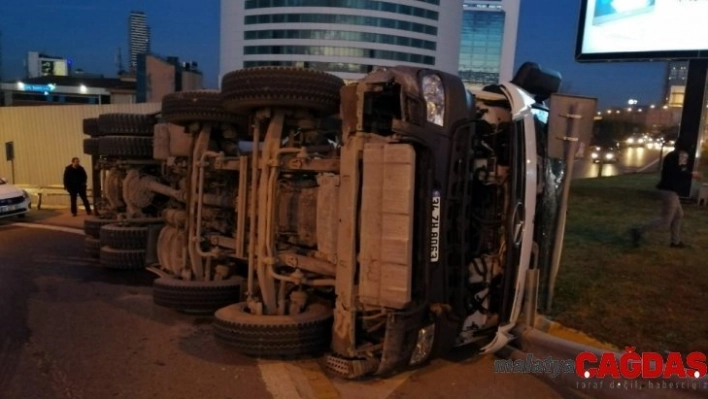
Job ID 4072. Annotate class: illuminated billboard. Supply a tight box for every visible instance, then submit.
[576,0,708,61]
[40,60,68,76]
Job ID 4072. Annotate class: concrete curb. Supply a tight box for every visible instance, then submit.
[534,316,620,352]
[507,318,708,399]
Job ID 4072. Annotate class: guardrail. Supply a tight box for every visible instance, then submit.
[12,184,93,210]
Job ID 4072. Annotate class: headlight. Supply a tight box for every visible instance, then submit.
[626,138,634,144]
[591,152,599,159]
[638,138,644,144]
[422,74,445,126]
[22,189,29,199]
[409,323,436,366]
[605,153,614,160]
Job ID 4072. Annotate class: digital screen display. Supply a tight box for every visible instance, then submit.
[39,60,68,76]
[576,0,708,61]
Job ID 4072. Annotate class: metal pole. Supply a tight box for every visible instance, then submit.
[545,104,582,313]
[91,155,101,206]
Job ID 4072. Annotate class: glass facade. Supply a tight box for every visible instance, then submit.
[222,0,458,80]
[245,0,439,20]
[244,60,375,74]
[244,45,435,65]
[458,2,505,88]
[244,13,437,35]
[245,29,436,51]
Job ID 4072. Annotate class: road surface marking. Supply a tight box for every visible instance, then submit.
[258,358,414,399]
[292,360,340,399]
[4,222,84,235]
[258,360,305,399]
[329,370,414,399]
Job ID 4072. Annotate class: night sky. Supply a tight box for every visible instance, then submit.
[0,0,667,109]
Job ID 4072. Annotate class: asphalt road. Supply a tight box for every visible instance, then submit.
[0,222,568,399]
[573,146,665,179]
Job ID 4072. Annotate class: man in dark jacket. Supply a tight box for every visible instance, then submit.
[63,157,92,216]
[630,148,701,248]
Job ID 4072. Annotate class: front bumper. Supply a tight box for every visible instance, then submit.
[0,197,30,220]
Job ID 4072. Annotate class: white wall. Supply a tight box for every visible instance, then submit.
[0,103,160,188]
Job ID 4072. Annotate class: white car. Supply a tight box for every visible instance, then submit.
[0,178,31,220]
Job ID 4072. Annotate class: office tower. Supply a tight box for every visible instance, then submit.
[458,0,519,90]
[220,0,464,82]
[129,11,151,73]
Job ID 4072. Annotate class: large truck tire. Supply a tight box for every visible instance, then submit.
[162,90,245,127]
[83,138,100,156]
[83,117,100,137]
[84,236,100,259]
[84,217,118,238]
[99,247,146,270]
[220,66,343,116]
[97,113,156,136]
[152,276,243,314]
[98,136,153,159]
[100,224,148,250]
[213,301,333,358]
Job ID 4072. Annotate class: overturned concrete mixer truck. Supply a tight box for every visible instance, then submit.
[86,61,590,379]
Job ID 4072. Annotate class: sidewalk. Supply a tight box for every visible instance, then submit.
[21,206,89,230]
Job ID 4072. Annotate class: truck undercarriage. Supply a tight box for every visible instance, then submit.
[81,62,570,379]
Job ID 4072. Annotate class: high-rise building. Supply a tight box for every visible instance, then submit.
[458,0,519,90]
[662,61,708,144]
[129,11,151,73]
[220,0,464,83]
[664,61,688,108]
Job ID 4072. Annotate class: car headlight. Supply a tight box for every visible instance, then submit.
[409,323,436,366]
[422,74,444,126]
[605,153,614,160]
[591,152,599,159]
[638,138,644,144]
[627,138,634,144]
[22,189,29,199]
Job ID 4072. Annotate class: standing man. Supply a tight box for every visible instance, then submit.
[630,147,701,248]
[63,157,92,217]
